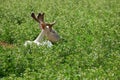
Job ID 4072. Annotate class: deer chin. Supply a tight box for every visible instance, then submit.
[48,38,59,43]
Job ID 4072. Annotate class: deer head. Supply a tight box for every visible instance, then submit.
[31,13,60,43]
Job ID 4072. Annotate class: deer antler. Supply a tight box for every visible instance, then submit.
[31,12,45,23]
[37,13,45,22]
[31,12,46,29]
[31,13,39,23]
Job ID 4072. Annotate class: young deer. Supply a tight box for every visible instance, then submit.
[24,13,60,47]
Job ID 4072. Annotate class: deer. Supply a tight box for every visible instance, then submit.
[24,13,60,47]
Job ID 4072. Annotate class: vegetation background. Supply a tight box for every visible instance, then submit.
[0,0,119,80]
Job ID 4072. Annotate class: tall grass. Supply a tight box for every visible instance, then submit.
[0,0,119,79]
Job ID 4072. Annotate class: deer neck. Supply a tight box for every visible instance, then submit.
[34,30,45,42]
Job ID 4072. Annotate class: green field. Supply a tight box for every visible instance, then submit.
[0,0,120,79]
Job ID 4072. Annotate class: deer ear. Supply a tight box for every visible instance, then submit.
[48,21,56,28]
[37,13,41,19]
[51,21,56,26]
[41,13,45,16]
[37,13,45,22]
[31,13,39,23]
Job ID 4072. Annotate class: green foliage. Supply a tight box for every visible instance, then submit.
[0,0,120,79]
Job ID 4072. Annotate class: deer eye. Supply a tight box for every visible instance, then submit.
[46,26,49,28]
